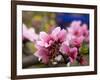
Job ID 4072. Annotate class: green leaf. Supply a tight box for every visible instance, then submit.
[79,42,89,55]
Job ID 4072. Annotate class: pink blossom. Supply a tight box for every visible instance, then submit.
[60,43,70,54]
[22,24,38,42]
[22,24,28,40]
[37,32,54,47]
[70,36,84,48]
[51,27,67,42]
[37,27,67,48]
[69,47,78,63]
[33,22,89,65]
[68,21,83,37]
[67,21,89,47]
[68,21,89,38]
[81,24,89,37]
[81,24,89,43]
[60,43,78,63]
[35,27,67,64]
[34,47,50,64]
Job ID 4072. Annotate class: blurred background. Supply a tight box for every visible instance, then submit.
[22,11,89,68]
[22,11,89,33]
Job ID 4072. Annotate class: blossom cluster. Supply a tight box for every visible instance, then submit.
[23,21,89,66]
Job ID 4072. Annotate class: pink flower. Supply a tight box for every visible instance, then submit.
[51,27,67,42]
[68,21,89,38]
[60,43,70,54]
[35,27,67,64]
[67,21,89,47]
[34,47,50,64]
[60,43,78,63]
[81,24,89,37]
[70,36,84,48]
[68,21,83,37]
[22,24,28,40]
[81,24,89,43]
[37,32,54,47]
[34,23,89,65]
[69,48,78,63]
[22,24,38,42]
[37,27,67,48]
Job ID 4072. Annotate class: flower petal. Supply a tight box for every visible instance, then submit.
[22,24,28,39]
[40,32,50,42]
[51,27,61,41]
[36,41,45,47]
[34,48,49,64]
[60,43,70,54]
[51,27,61,35]
[68,21,83,37]
[69,47,78,63]
[22,24,38,42]
[58,29,67,42]
[28,28,38,42]
[81,24,89,37]
[71,36,84,47]
[70,20,82,28]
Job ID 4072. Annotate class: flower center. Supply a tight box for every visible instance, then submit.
[48,41,61,60]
